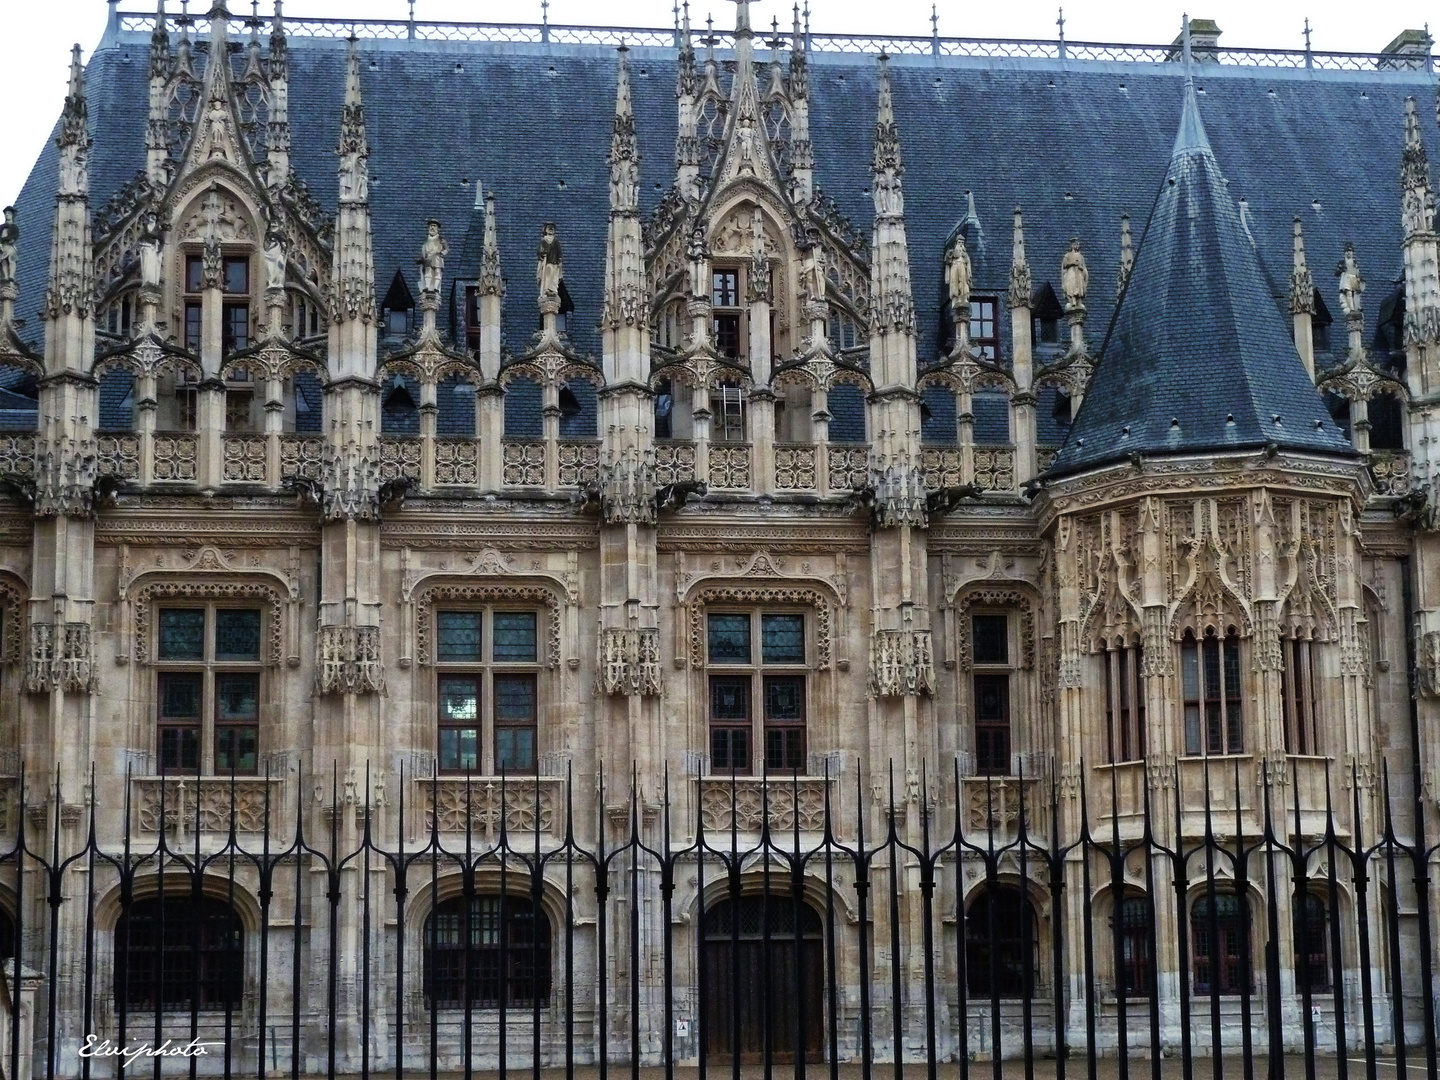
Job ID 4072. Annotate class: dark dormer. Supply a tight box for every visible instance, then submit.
[1376,281,1406,357]
[1311,288,1334,354]
[1031,282,1064,348]
[381,271,415,341]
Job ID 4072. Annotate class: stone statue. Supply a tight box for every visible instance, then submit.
[875,174,903,217]
[138,212,163,292]
[610,159,637,210]
[686,224,708,298]
[1061,237,1088,311]
[419,219,447,295]
[1336,243,1364,319]
[0,207,17,288]
[263,222,288,293]
[536,223,563,301]
[204,94,230,160]
[804,231,827,305]
[944,237,972,314]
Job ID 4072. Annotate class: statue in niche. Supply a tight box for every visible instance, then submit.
[944,236,972,315]
[802,231,827,305]
[686,224,709,298]
[419,220,447,295]
[611,158,637,210]
[1336,243,1364,319]
[1061,237,1088,311]
[0,207,17,288]
[138,212,163,291]
[204,94,230,160]
[536,223,563,301]
[262,222,288,293]
[875,173,903,217]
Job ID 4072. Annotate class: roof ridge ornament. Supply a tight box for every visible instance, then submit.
[1116,214,1133,298]
[1008,207,1031,311]
[1290,216,1315,315]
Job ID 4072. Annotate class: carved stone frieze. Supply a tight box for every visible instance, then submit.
[867,628,936,698]
[598,627,662,696]
[316,624,385,695]
[698,778,828,834]
[134,776,279,834]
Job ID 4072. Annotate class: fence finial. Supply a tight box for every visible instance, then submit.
[1303,16,1312,68]
[1057,6,1066,60]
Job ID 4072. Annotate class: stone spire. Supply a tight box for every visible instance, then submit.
[1291,216,1317,380]
[1116,214,1133,298]
[46,45,94,335]
[146,1,171,185]
[867,53,924,529]
[266,0,290,187]
[476,190,504,382]
[603,45,648,385]
[329,37,376,375]
[716,0,771,187]
[674,2,700,198]
[788,4,812,202]
[1050,78,1351,477]
[1008,207,1031,309]
[1401,95,1440,352]
[0,207,18,331]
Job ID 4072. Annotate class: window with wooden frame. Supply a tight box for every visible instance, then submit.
[1180,627,1244,756]
[154,606,262,775]
[435,609,541,775]
[705,611,809,775]
[969,296,999,360]
[115,896,243,1012]
[1104,639,1145,764]
[712,267,742,358]
[1280,636,1320,756]
[1114,894,1153,996]
[1191,891,1251,995]
[971,612,1012,775]
[1296,892,1330,992]
[424,894,551,1010]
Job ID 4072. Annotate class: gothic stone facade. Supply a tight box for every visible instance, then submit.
[0,2,1436,1072]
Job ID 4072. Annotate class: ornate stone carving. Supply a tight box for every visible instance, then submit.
[598,627,662,696]
[502,439,546,486]
[222,435,268,482]
[0,576,24,665]
[870,457,928,528]
[434,438,480,486]
[689,585,832,669]
[827,445,869,491]
[955,585,1037,670]
[96,434,141,481]
[153,434,198,481]
[419,777,559,835]
[30,437,99,517]
[699,778,827,833]
[708,445,751,489]
[25,622,92,693]
[135,777,277,833]
[279,434,325,480]
[316,625,384,695]
[654,441,696,485]
[868,629,936,697]
[557,441,600,489]
[774,445,817,490]
[134,580,286,665]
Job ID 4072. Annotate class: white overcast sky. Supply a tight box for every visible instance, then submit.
[0,0,1435,206]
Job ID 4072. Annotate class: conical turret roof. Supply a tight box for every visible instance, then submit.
[1046,80,1354,478]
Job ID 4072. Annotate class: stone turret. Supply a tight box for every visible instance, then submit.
[266,0,291,187]
[328,36,377,380]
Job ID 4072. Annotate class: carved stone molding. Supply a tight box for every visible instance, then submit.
[316,625,384,695]
[867,629,936,698]
[698,777,828,833]
[598,627,662,696]
[415,582,562,668]
[687,584,833,669]
[25,622,92,693]
[133,776,281,834]
[0,575,23,665]
[1419,630,1440,698]
[416,777,561,836]
[133,580,286,666]
[954,584,1037,671]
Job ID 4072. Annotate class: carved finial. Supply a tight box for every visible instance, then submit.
[480,191,504,298]
[1402,96,1435,237]
[1303,17,1312,53]
[931,4,939,37]
[1290,216,1315,314]
[872,52,900,179]
[57,45,90,198]
[336,35,368,204]
[1008,207,1031,309]
[609,45,639,215]
[793,3,802,45]
[1117,214,1134,298]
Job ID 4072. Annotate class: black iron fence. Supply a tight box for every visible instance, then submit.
[0,758,1435,1080]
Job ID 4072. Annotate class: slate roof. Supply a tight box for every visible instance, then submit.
[8,27,1434,385]
[1047,81,1357,476]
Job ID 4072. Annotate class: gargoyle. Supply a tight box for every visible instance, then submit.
[926,482,986,517]
[655,479,707,512]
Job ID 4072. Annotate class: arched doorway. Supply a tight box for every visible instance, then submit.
[702,893,824,1062]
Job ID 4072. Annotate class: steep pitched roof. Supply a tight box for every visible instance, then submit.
[1046,80,1355,477]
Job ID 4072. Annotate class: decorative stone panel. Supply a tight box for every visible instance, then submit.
[316,625,384,695]
[25,622,91,693]
[0,433,36,477]
[1368,450,1411,496]
[376,436,422,482]
[774,444,817,490]
[698,777,828,833]
[417,777,561,836]
[502,438,545,486]
[279,434,325,480]
[557,440,600,488]
[133,776,281,833]
[152,434,198,481]
[96,434,140,481]
[653,440,696,485]
[434,437,480,486]
[867,629,936,697]
[920,445,963,489]
[1036,446,1058,473]
[0,577,23,665]
[597,627,662,696]
[222,435,268,482]
[708,444,751,489]
[827,445,868,491]
[961,775,1045,839]
[973,446,1015,492]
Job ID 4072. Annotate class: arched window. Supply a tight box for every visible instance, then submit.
[965,885,1037,997]
[1297,893,1330,992]
[115,896,243,1011]
[424,895,551,1010]
[1191,892,1250,995]
[1180,627,1243,756]
[381,374,420,435]
[1115,894,1152,996]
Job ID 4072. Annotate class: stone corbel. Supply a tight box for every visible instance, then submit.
[316,625,385,696]
[867,629,936,698]
[24,621,92,694]
[597,627,663,697]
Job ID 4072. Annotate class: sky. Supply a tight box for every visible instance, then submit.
[0,0,1435,207]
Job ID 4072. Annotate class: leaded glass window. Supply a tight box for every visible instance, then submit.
[154,606,263,775]
[214,610,261,662]
[707,614,751,664]
[705,610,810,777]
[971,612,1013,775]
[159,609,206,661]
[435,608,543,775]
[760,614,804,664]
[972,614,1008,666]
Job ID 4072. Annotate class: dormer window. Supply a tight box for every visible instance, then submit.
[969,296,998,360]
[1311,288,1333,353]
[221,256,250,354]
[382,271,415,342]
[712,268,741,358]
[461,283,481,355]
[1031,282,1064,347]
